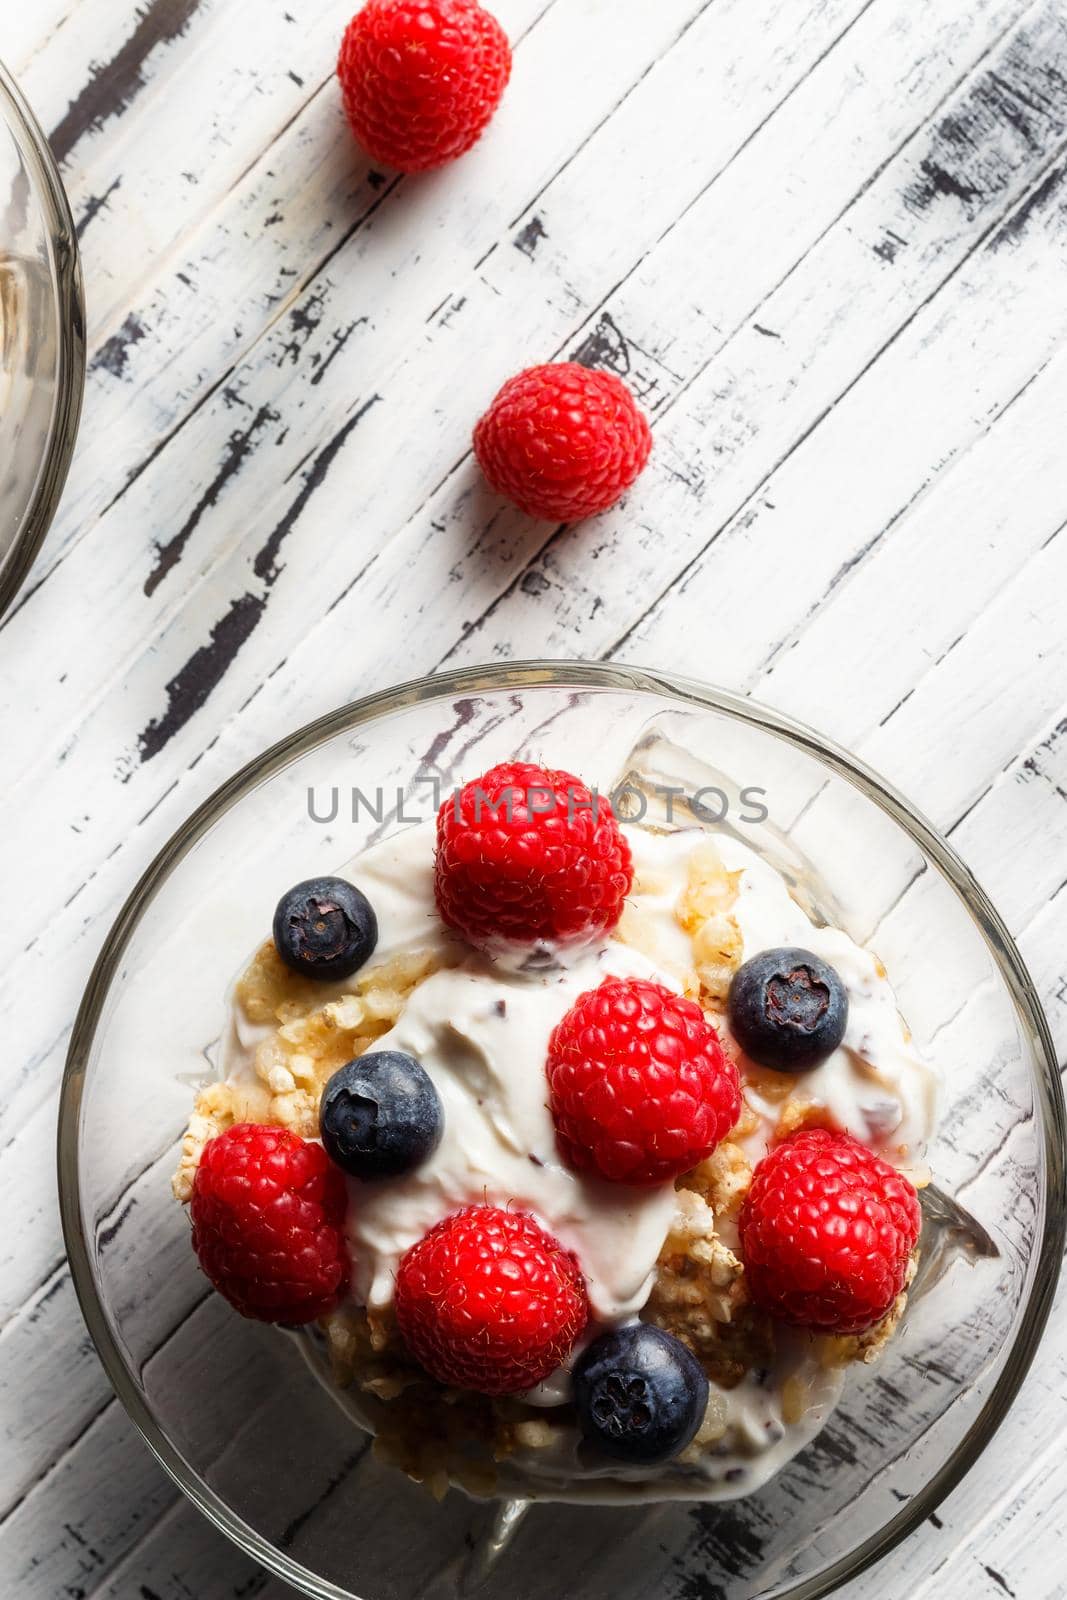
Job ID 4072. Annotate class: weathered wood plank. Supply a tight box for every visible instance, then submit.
[0,0,869,1145]
[0,0,1023,896]
[16,0,698,589]
[0,1403,177,1598]
[0,1097,66,1327]
[40,0,1049,862]
[910,1452,1066,1600]
[459,1,1067,672]
[750,341,1067,765]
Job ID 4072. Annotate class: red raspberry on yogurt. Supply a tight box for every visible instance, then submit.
[394,1204,588,1394]
[547,976,741,1185]
[434,760,633,960]
[190,1124,349,1324]
[739,1128,922,1335]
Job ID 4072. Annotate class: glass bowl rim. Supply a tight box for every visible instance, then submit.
[0,57,86,622]
[57,659,1067,1600]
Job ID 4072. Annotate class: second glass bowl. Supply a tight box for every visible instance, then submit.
[0,59,84,618]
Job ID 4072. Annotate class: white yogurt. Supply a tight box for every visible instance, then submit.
[344,944,680,1323]
[219,815,937,1502]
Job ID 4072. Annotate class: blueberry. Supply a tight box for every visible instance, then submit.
[273,877,377,981]
[573,1324,709,1465]
[320,1052,443,1180]
[727,946,848,1072]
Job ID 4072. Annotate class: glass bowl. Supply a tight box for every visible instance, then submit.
[59,662,1065,1600]
[0,59,85,619]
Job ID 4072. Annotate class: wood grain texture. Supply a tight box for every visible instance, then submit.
[1,0,1065,1594]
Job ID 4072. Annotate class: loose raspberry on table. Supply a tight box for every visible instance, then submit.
[738,1128,922,1335]
[547,977,741,1186]
[473,362,653,522]
[434,760,633,956]
[394,1205,588,1394]
[337,0,511,173]
[190,1123,349,1324]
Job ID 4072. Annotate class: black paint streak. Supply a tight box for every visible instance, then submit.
[96,1193,137,1251]
[50,0,203,165]
[673,1574,725,1600]
[137,400,381,762]
[984,1567,1016,1597]
[928,1511,944,1529]
[361,695,498,850]
[612,9,1067,666]
[873,229,908,263]
[278,1447,368,1549]
[681,1502,768,1580]
[144,405,280,596]
[875,1374,908,1406]
[3,121,405,634]
[799,1418,860,1469]
[1037,716,1067,758]
[75,176,122,238]
[310,320,365,387]
[233,1574,269,1598]
[904,157,980,213]
[903,27,1067,224]
[985,71,1042,152]
[752,323,783,339]
[437,295,467,328]
[435,528,563,668]
[278,290,327,366]
[417,696,479,778]
[513,214,547,257]
[572,311,631,375]
[90,312,147,380]
[253,396,381,583]
[27,1275,66,1323]
[991,161,1067,249]
[137,593,267,763]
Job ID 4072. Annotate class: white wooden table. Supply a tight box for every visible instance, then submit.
[2,0,1066,1594]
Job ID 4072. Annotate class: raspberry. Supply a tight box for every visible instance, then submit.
[190,1124,349,1324]
[473,362,653,522]
[337,0,510,174]
[394,1205,588,1394]
[547,977,741,1186]
[434,760,633,956]
[738,1129,922,1335]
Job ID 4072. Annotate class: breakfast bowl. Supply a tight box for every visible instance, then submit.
[59,662,1064,1600]
[0,59,84,619]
